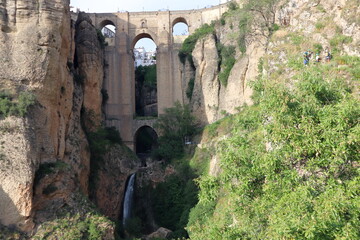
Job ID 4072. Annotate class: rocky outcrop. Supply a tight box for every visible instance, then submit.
[0,0,74,232]
[145,227,172,240]
[0,1,108,235]
[75,12,104,130]
[184,0,359,126]
[190,34,221,124]
[93,145,141,220]
[187,26,263,126]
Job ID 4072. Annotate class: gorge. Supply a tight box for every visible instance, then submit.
[0,0,359,239]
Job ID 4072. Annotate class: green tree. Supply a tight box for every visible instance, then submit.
[154,102,198,160]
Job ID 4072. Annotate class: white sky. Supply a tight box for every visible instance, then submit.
[70,0,228,13]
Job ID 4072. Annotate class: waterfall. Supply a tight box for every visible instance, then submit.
[122,173,136,226]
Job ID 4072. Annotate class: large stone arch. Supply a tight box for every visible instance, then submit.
[130,32,158,50]
[98,19,116,29]
[172,17,188,27]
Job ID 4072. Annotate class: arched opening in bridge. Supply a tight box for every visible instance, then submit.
[172,18,189,36]
[134,126,158,163]
[99,20,116,47]
[133,34,158,117]
[100,20,116,38]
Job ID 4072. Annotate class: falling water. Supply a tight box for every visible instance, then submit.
[122,173,136,226]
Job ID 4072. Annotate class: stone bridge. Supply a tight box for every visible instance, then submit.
[87,3,230,150]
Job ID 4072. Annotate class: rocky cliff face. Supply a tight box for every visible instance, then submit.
[0,0,74,232]
[187,30,263,125]
[75,12,104,130]
[184,0,359,125]
[93,145,141,220]
[0,1,126,236]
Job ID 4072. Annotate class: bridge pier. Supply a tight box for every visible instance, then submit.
[93,3,229,150]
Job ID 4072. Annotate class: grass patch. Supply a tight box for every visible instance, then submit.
[330,34,353,48]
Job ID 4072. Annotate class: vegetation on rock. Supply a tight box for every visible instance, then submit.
[0,91,36,117]
[186,52,360,240]
[178,23,215,65]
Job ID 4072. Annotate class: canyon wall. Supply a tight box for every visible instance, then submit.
[0,1,137,236]
[183,0,359,125]
[0,0,74,231]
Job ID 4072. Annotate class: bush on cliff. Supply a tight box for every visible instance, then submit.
[153,102,198,160]
[178,23,215,64]
[0,91,36,117]
[187,56,360,239]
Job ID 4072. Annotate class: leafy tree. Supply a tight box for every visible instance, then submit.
[154,102,198,160]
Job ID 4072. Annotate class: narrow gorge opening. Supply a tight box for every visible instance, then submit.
[133,36,158,117]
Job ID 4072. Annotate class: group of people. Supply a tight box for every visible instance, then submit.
[303,48,332,65]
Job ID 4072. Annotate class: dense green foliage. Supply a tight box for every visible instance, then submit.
[135,65,157,89]
[187,57,360,239]
[34,161,69,185]
[154,102,198,160]
[0,91,36,117]
[217,44,236,86]
[151,164,198,238]
[178,23,215,64]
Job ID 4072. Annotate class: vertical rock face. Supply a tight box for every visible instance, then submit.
[75,12,104,130]
[190,34,221,124]
[185,0,359,125]
[189,34,260,125]
[0,0,74,232]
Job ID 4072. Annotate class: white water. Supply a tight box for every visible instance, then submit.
[122,173,136,226]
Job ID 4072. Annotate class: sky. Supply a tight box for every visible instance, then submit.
[70,0,229,51]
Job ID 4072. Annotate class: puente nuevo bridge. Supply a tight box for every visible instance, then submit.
[86,3,231,150]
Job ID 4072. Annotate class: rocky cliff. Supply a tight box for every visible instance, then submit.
[183,0,359,125]
[0,1,136,237]
[0,0,74,232]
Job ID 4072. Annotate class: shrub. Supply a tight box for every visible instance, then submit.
[186,78,195,99]
[313,43,323,53]
[87,126,122,192]
[42,184,58,195]
[330,34,353,48]
[154,102,198,160]
[315,22,325,30]
[0,91,36,117]
[101,89,109,104]
[187,59,360,240]
[228,1,239,11]
[34,161,68,185]
[178,24,215,64]
[73,72,84,85]
[218,45,236,86]
[152,168,198,237]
